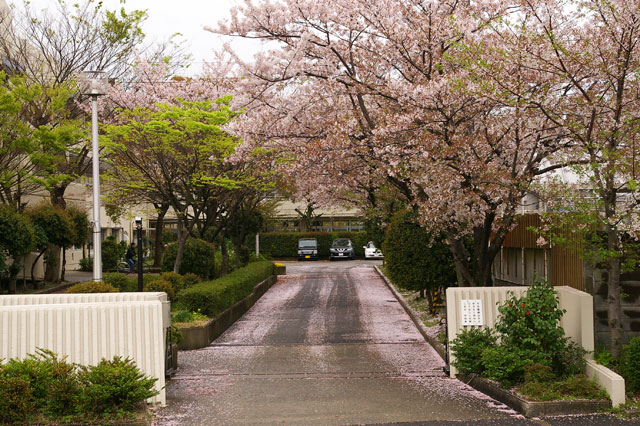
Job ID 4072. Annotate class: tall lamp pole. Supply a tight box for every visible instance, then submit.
[81,71,108,282]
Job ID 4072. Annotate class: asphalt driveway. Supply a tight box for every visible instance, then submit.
[152,261,636,425]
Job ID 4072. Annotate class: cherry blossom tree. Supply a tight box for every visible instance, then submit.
[505,0,640,357]
[211,0,573,286]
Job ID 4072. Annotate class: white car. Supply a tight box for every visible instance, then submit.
[363,241,384,259]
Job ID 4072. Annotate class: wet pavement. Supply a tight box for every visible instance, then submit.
[152,261,639,425]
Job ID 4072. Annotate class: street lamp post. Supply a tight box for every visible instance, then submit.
[135,216,143,291]
[80,71,108,282]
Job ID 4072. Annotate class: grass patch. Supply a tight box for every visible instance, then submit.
[518,374,608,401]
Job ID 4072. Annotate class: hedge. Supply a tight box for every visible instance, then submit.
[161,238,216,279]
[257,231,371,258]
[177,260,275,317]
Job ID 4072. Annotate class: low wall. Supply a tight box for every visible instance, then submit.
[177,275,277,350]
[0,300,166,406]
[446,286,623,406]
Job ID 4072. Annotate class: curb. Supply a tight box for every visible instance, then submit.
[373,265,447,361]
[461,374,611,418]
[34,282,75,294]
[176,274,277,350]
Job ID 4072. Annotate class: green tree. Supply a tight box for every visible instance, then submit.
[0,205,35,292]
[25,204,74,283]
[105,98,242,274]
[383,210,456,310]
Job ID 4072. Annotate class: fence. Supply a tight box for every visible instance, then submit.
[0,295,169,406]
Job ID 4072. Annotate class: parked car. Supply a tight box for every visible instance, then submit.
[298,238,319,260]
[363,241,384,259]
[329,238,355,260]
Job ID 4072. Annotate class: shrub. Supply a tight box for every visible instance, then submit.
[79,257,93,272]
[383,210,456,306]
[160,271,185,292]
[102,272,129,291]
[182,272,200,288]
[237,245,251,267]
[78,356,158,415]
[450,327,497,375]
[66,281,118,293]
[101,237,123,272]
[171,309,208,323]
[520,374,608,401]
[178,261,274,316]
[144,279,175,300]
[161,238,215,279]
[0,374,33,424]
[494,278,573,375]
[481,345,532,387]
[620,336,640,392]
[523,362,555,384]
[0,352,158,423]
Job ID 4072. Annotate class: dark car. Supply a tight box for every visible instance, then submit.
[329,238,355,260]
[298,238,319,260]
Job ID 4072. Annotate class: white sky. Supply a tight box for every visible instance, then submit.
[14,0,262,75]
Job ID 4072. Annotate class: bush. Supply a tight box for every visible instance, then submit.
[237,245,251,267]
[620,336,640,392]
[161,238,215,279]
[178,261,275,316]
[171,309,208,323]
[79,257,93,272]
[101,237,123,272]
[0,374,33,424]
[450,327,497,375]
[102,272,130,291]
[0,352,157,424]
[182,272,200,288]
[520,372,608,401]
[78,356,158,415]
[383,210,456,306]
[523,362,555,384]
[481,345,532,387]
[160,271,185,292]
[66,281,118,293]
[495,278,577,375]
[144,279,175,300]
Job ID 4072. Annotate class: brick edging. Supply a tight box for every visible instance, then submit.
[373,265,447,361]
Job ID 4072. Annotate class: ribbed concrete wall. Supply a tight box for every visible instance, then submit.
[0,301,166,406]
[447,286,595,375]
[0,292,170,330]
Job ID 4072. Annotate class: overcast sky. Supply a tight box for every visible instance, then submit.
[15,0,261,74]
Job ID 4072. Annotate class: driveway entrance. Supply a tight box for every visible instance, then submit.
[153,261,520,425]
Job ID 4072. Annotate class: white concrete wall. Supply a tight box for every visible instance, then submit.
[446,286,623,406]
[0,298,168,406]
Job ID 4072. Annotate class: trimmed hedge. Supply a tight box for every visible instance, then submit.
[161,238,216,279]
[258,231,371,258]
[177,261,275,317]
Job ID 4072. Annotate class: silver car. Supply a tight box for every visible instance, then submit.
[329,238,355,260]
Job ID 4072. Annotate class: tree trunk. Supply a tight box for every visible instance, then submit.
[607,228,623,358]
[220,232,229,277]
[45,185,67,283]
[31,250,45,285]
[44,244,61,283]
[61,248,66,281]
[153,204,169,268]
[173,216,188,275]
